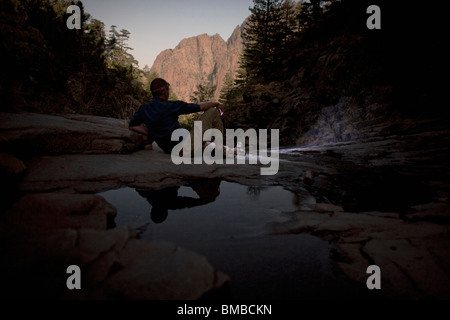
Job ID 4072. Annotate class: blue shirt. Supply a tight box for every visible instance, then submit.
[129,97,200,153]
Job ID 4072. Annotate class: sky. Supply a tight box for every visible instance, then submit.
[81,0,254,69]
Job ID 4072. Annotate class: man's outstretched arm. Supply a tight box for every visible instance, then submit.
[199,102,223,115]
[198,102,219,111]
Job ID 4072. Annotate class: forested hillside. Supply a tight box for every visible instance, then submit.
[0,0,154,119]
[221,0,447,145]
[1,0,446,145]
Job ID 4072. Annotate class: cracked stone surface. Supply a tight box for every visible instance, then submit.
[268,205,450,299]
[0,112,146,157]
[1,112,449,299]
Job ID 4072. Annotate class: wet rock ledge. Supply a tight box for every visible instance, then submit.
[1,111,449,300]
[0,112,250,300]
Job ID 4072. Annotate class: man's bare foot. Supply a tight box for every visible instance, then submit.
[223,146,238,158]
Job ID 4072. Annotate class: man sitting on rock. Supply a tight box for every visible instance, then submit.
[129,78,235,157]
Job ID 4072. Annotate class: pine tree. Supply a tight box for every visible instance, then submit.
[141,68,159,94]
[278,1,297,47]
[219,70,236,104]
[106,26,138,69]
[240,0,295,83]
[296,0,325,30]
[1,0,150,117]
[190,83,217,103]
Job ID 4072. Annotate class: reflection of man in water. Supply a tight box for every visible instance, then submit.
[136,179,221,224]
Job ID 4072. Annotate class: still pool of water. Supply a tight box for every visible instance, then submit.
[99,180,367,299]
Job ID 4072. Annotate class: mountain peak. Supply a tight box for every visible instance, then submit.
[151,25,243,102]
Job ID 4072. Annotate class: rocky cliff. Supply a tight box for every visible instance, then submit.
[150,25,244,102]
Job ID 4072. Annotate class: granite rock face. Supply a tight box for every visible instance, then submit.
[150,25,244,102]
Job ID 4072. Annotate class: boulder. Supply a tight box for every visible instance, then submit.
[0,153,28,212]
[0,193,117,234]
[1,227,230,300]
[0,192,230,300]
[0,112,146,157]
[0,153,27,177]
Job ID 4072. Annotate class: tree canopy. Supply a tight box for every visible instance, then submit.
[0,0,152,119]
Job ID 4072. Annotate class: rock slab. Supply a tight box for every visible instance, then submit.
[0,112,146,157]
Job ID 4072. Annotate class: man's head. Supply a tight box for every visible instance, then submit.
[151,206,168,224]
[151,78,170,100]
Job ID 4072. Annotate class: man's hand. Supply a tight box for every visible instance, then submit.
[129,124,149,136]
[215,105,224,116]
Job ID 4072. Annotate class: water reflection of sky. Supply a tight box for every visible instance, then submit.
[99,181,370,299]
